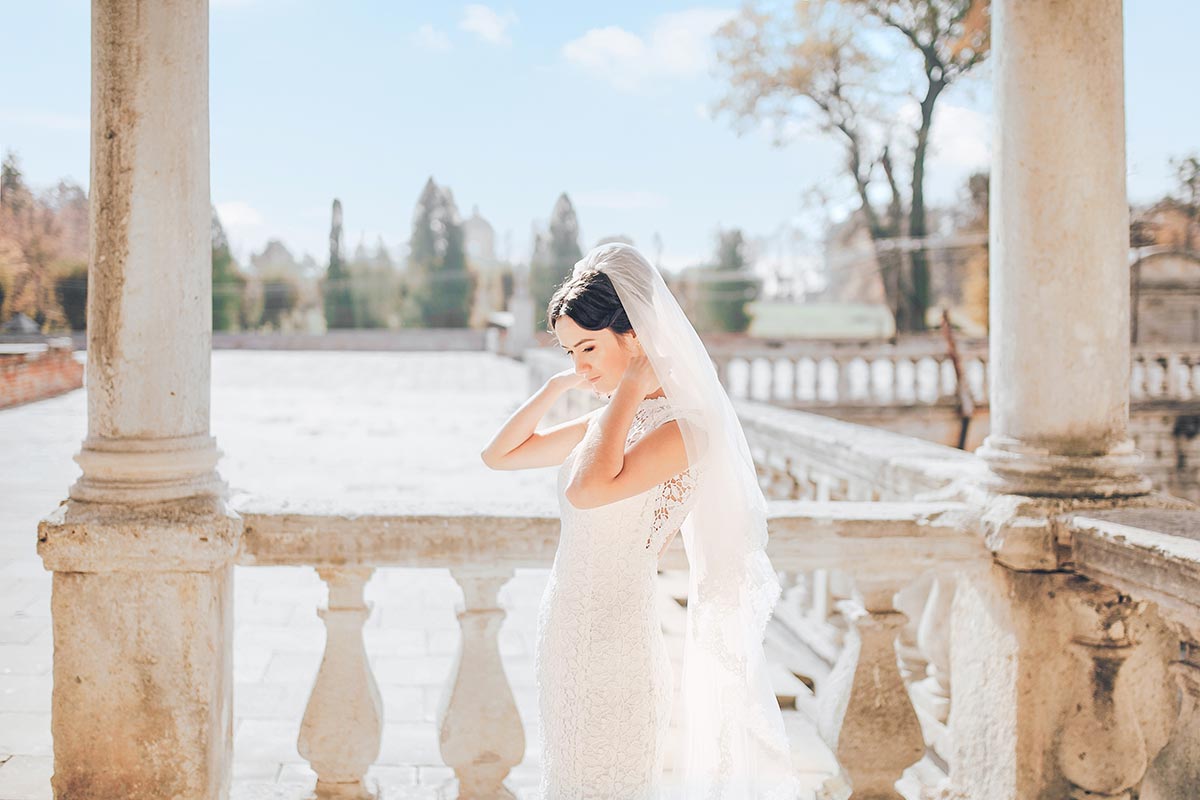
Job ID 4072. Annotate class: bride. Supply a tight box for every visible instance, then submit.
[480,243,800,799]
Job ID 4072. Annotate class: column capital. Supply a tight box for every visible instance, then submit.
[38,495,242,573]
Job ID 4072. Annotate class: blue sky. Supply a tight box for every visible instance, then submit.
[1,1,1197,274]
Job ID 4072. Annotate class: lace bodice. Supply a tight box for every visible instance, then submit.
[558,395,701,557]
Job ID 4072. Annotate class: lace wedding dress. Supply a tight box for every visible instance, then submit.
[534,395,701,799]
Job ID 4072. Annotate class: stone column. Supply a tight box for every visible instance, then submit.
[71,0,224,505]
[36,1,241,798]
[975,0,1152,498]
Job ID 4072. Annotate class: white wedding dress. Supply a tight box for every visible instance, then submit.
[534,395,701,799]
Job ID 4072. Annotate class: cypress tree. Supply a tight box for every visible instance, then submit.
[322,198,355,329]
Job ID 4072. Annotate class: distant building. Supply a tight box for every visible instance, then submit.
[1131,249,1200,343]
[464,206,497,269]
[464,206,506,329]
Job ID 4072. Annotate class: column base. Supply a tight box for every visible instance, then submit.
[69,433,228,504]
[37,494,242,800]
[975,434,1153,499]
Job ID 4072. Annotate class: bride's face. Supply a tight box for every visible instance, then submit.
[553,315,638,396]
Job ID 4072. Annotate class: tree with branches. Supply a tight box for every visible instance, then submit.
[713,0,990,332]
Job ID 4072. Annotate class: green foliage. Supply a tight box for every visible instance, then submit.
[211,207,245,332]
[1,150,28,212]
[322,198,355,329]
[530,193,583,332]
[347,259,403,329]
[53,262,88,330]
[403,177,476,328]
[696,229,759,333]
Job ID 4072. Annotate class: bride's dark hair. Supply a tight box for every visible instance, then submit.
[546,269,634,336]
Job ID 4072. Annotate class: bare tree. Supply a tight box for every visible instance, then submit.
[713,0,990,332]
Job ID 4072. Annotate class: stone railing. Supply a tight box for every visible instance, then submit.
[704,339,989,409]
[737,400,1200,798]
[230,494,982,799]
[524,339,989,416]
[1131,348,1200,402]
[527,342,1200,414]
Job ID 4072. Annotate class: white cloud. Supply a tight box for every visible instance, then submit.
[930,103,990,169]
[574,190,669,211]
[460,4,517,46]
[216,201,265,228]
[897,100,990,169]
[215,201,266,258]
[562,8,736,93]
[412,24,452,52]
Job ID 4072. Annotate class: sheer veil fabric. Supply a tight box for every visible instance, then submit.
[572,243,801,799]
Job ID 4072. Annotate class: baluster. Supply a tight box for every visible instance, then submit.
[907,570,956,764]
[817,576,925,800]
[835,358,851,405]
[438,567,524,799]
[792,461,815,500]
[785,358,799,402]
[1165,353,1183,400]
[755,357,770,401]
[1150,356,1166,398]
[915,571,954,725]
[916,357,933,404]
[799,357,816,402]
[299,567,383,800]
[893,571,933,685]
[941,357,958,401]
[979,356,990,406]
[893,358,910,405]
[1130,356,1145,401]
[1058,577,1149,800]
[1142,638,1200,797]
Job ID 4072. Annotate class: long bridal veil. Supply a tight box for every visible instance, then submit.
[572,243,800,799]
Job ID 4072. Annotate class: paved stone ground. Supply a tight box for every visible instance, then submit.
[0,350,836,799]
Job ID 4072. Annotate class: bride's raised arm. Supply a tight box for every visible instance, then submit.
[479,368,595,470]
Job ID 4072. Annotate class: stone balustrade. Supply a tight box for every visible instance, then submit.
[527,343,1200,418]
[228,495,980,799]
[1131,349,1200,402]
[219,479,1200,799]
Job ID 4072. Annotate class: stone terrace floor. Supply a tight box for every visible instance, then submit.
[0,350,836,799]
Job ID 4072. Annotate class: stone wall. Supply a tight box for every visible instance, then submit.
[0,340,83,410]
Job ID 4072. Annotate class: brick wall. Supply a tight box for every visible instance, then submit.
[0,342,84,410]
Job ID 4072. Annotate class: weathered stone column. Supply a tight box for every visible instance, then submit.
[975,0,1152,498]
[36,1,241,798]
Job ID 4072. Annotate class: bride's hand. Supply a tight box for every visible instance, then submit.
[620,345,659,397]
[550,368,590,393]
